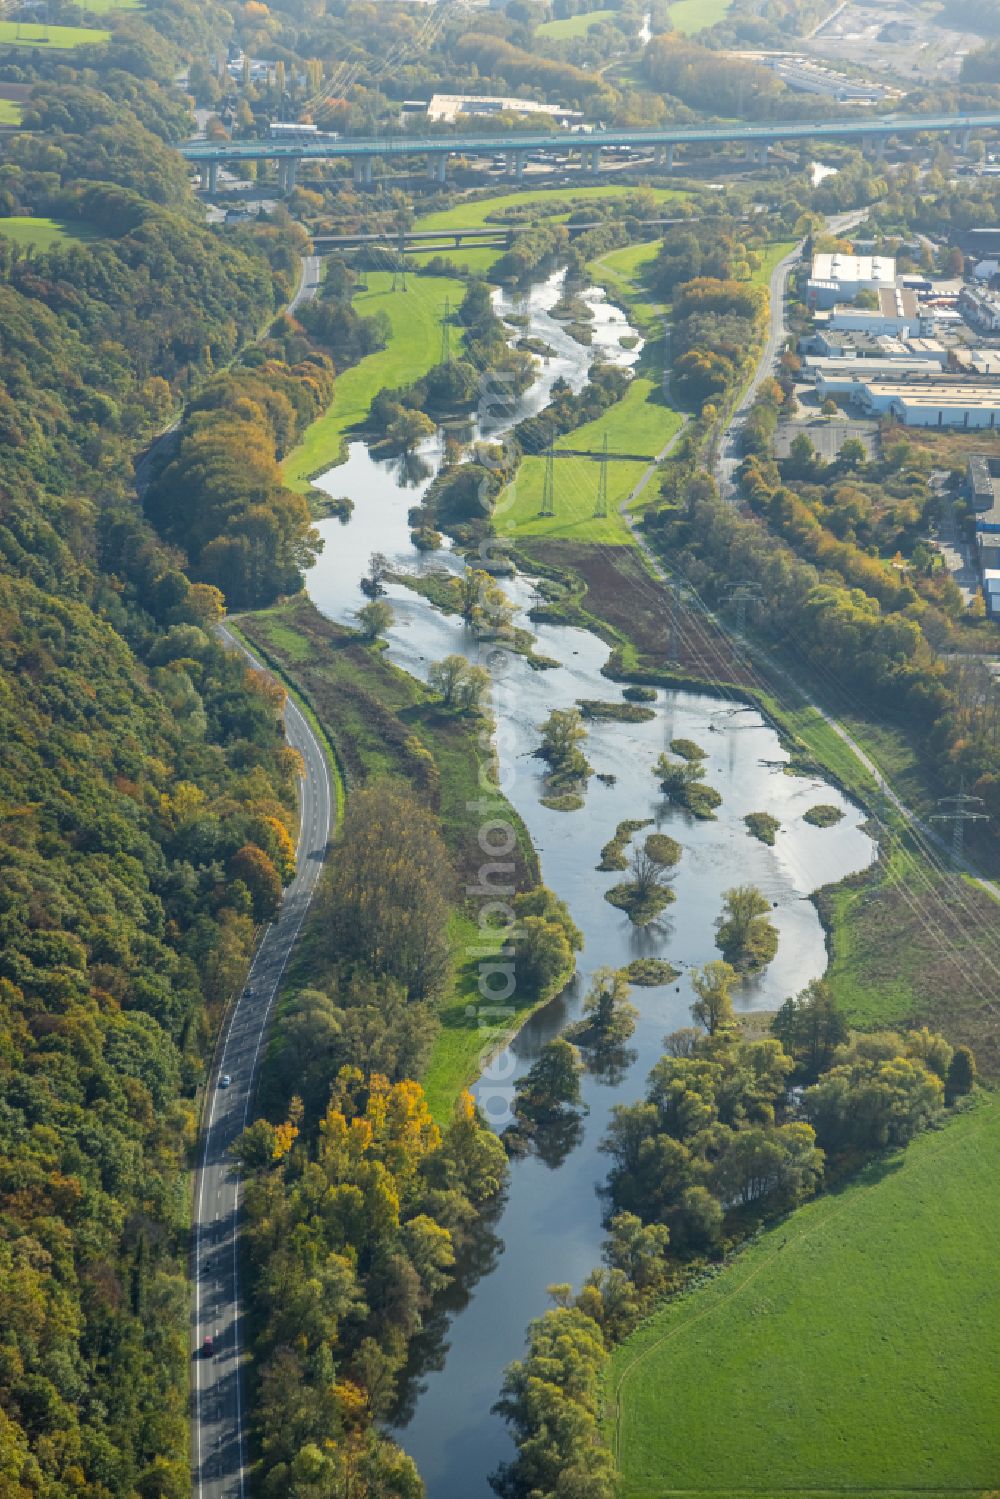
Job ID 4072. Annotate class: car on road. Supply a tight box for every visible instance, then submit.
[219,1074,231,1089]
[202,1336,214,1358]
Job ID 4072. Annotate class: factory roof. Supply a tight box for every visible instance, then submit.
[811,252,897,286]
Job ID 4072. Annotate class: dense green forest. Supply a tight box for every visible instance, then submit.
[0,1,316,1492]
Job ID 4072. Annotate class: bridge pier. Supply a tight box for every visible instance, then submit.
[744,141,768,166]
[277,157,299,194]
[654,143,675,170]
[353,155,374,188]
[426,152,448,183]
[202,160,218,194]
[505,149,525,180]
[951,127,972,152]
[862,134,887,159]
[583,145,601,175]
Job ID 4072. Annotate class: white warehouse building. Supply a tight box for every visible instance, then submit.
[807,253,897,310]
[816,374,1000,427]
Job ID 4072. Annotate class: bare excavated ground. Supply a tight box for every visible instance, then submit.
[522,539,757,687]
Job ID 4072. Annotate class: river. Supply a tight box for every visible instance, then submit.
[304,268,876,1497]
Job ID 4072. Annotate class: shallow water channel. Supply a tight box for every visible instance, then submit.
[305,269,876,1497]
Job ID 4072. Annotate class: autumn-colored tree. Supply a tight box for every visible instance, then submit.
[231,842,283,920]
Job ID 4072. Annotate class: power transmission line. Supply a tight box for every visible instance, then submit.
[540,440,555,518]
[440,296,452,364]
[930,786,989,866]
[594,433,609,518]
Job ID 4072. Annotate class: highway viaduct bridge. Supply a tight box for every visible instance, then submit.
[180,112,1000,194]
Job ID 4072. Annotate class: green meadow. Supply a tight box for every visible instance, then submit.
[495,448,648,545]
[282,270,465,489]
[666,0,733,34]
[0,216,99,248]
[0,20,110,47]
[607,1097,1000,1499]
[536,8,618,38]
[414,183,689,235]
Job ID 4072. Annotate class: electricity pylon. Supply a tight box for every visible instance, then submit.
[594,434,609,518]
[440,297,452,364]
[540,442,555,518]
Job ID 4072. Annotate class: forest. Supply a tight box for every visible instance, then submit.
[0,0,317,1492]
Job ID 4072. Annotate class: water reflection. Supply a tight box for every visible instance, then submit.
[304,273,877,1499]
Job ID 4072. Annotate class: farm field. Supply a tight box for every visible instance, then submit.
[666,0,733,33]
[0,216,99,248]
[607,1097,1000,1499]
[0,20,110,47]
[282,270,465,490]
[536,7,618,37]
[0,99,20,124]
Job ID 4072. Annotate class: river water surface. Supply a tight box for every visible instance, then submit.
[305,269,876,1497]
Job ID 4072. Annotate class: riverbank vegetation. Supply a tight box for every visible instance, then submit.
[715,884,779,973]
[282,271,467,489]
[498,971,977,1495]
[234,596,582,1121]
[238,1068,510,1498]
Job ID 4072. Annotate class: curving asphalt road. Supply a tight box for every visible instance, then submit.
[717,211,871,499]
[188,632,333,1498]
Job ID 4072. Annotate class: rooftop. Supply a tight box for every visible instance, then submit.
[867,381,1000,408]
[811,252,897,286]
[878,286,919,320]
[426,93,582,123]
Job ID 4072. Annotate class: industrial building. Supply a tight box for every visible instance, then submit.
[958,284,1000,332]
[807,253,898,309]
[967,456,1000,574]
[816,374,1000,427]
[423,94,583,125]
[828,286,920,337]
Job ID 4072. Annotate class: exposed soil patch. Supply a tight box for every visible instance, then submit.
[522,539,755,686]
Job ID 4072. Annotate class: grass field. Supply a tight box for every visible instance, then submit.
[0,19,110,47]
[752,239,796,286]
[666,0,732,34]
[607,1096,1000,1499]
[237,597,544,1121]
[536,7,618,38]
[589,239,663,332]
[0,216,98,248]
[557,376,682,463]
[407,244,504,274]
[415,184,688,235]
[283,270,465,490]
[0,99,20,125]
[496,448,649,544]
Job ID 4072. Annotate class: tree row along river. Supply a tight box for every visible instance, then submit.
[302,268,876,1497]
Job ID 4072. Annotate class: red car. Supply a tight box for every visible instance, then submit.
[202,1335,214,1358]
